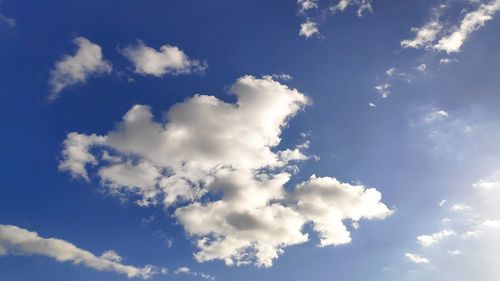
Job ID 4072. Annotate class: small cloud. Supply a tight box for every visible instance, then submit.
[439,58,458,65]
[417,229,455,246]
[120,40,207,77]
[450,203,471,213]
[299,19,320,38]
[48,37,112,99]
[404,253,430,264]
[298,0,318,13]
[174,267,215,280]
[416,63,427,72]
[368,102,377,107]
[270,73,293,81]
[424,109,448,123]
[0,13,16,27]
[374,83,390,98]
[473,172,500,191]
[439,199,447,207]
[448,249,461,256]
[386,67,396,77]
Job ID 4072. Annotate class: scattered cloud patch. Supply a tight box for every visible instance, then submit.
[121,41,207,77]
[416,63,427,72]
[330,0,373,17]
[299,19,319,38]
[49,37,112,99]
[0,224,157,279]
[374,83,390,98]
[417,229,455,246]
[298,0,318,13]
[473,172,500,191]
[59,75,392,267]
[405,253,430,264]
[0,12,15,27]
[450,203,471,213]
[174,267,215,280]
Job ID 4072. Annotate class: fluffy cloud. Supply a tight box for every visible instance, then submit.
[402,0,500,53]
[49,37,112,99]
[59,75,392,267]
[121,41,207,77]
[401,20,443,49]
[330,0,373,17]
[374,83,390,98]
[0,224,156,279]
[417,229,455,246]
[434,0,500,53]
[473,171,500,191]
[299,20,319,38]
[297,0,318,13]
[404,252,430,264]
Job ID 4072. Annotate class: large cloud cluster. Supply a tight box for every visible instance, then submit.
[59,75,392,267]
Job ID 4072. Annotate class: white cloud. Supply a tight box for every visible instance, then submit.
[368,102,377,107]
[417,229,455,246]
[0,12,15,27]
[121,41,206,77]
[401,20,443,49]
[402,1,500,53]
[448,249,461,256]
[374,83,390,98]
[404,253,430,264]
[174,266,215,280]
[299,19,319,38]
[473,172,500,191]
[298,0,318,13]
[439,199,447,207]
[424,109,448,123]
[0,224,156,279]
[439,58,458,65]
[434,0,500,53]
[330,0,373,17]
[59,75,392,267]
[451,203,471,213]
[416,63,427,72]
[386,67,396,77]
[49,37,112,99]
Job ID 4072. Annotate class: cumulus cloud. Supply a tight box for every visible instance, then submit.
[416,63,427,72]
[473,171,500,191]
[417,229,455,246]
[402,1,500,53]
[404,252,430,264]
[297,0,318,13]
[49,37,112,99]
[59,75,392,267]
[401,20,443,49]
[121,41,207,77]
[299,19,319,38]
[0,224,156,279]
[434,0,500,53]
[330,0,373,17]
[374,83,390,98]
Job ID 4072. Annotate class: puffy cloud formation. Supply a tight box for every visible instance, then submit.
[404,252,430,264]
[402,0,500,53]
[0,225,156,279]
[330,0,373,17]
[121,41,207,77]
[59,75,392,267]
[417,229,455,246]
[297,0,318,13]
[473,171,500,191]
[401,20,443,49]
[49,37,112,99]
[434,0,500,53]
[299,20,319,38]
[374,83,390,98]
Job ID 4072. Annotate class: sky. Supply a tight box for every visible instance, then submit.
[1,0,500,280]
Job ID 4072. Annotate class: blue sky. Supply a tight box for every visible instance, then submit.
[1,0,500,280]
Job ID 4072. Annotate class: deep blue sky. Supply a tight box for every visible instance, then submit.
[1,0,500,280]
